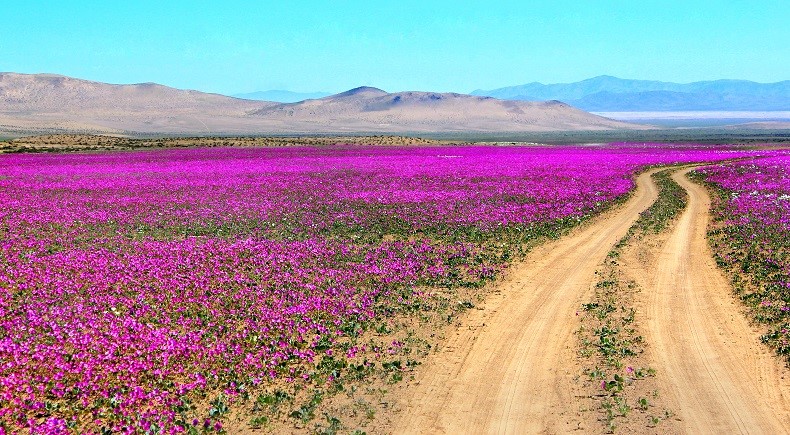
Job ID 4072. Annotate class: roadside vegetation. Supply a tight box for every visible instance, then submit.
[0,146,759,433]
[0,134,446,154]
[576,168,688,433]
[694,154,790,364]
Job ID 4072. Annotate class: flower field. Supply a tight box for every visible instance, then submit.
[0,144,762,433]
[696,152,790,362]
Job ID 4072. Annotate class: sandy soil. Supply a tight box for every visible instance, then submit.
[623,169,790,433]
[392,170,661,434]
[392,167,790,434]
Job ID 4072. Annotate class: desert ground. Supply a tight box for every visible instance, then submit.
[4,1,788,432]
[3,138,790,434]
[389,167,790,434]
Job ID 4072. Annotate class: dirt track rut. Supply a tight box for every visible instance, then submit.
[626,169,790,433]
[395,167,790,434]
[394,170,661,434]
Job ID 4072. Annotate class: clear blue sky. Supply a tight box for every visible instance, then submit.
[3,1,788,95]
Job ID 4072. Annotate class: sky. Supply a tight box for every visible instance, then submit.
[3,1,788,95]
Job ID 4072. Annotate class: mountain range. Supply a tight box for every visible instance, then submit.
[472,76,790,111]
[0,73,637,135]
[246,86,638,132]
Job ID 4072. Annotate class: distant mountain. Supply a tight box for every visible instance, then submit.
[0,72,266,113]
[233,90,331,103]
[248,86,640,132]
[0,72,272,134]
[0,73,641,135]
[472,76,790,111]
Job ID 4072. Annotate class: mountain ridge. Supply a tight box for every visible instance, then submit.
[246,89,633,132]
[0,72,640,135]
[472,76,790,111]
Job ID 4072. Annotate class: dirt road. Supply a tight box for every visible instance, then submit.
[626,169,790,433]
[395,167,790,434]
[394,170,661,434]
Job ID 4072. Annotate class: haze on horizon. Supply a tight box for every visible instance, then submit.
[3,1,788,96]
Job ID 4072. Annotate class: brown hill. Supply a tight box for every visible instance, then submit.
[0,73,643,135]
[252,86,640,132]
[0,72,268,135]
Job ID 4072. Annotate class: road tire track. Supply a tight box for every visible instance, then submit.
[394,169,661,434]
[625,168,790,434]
